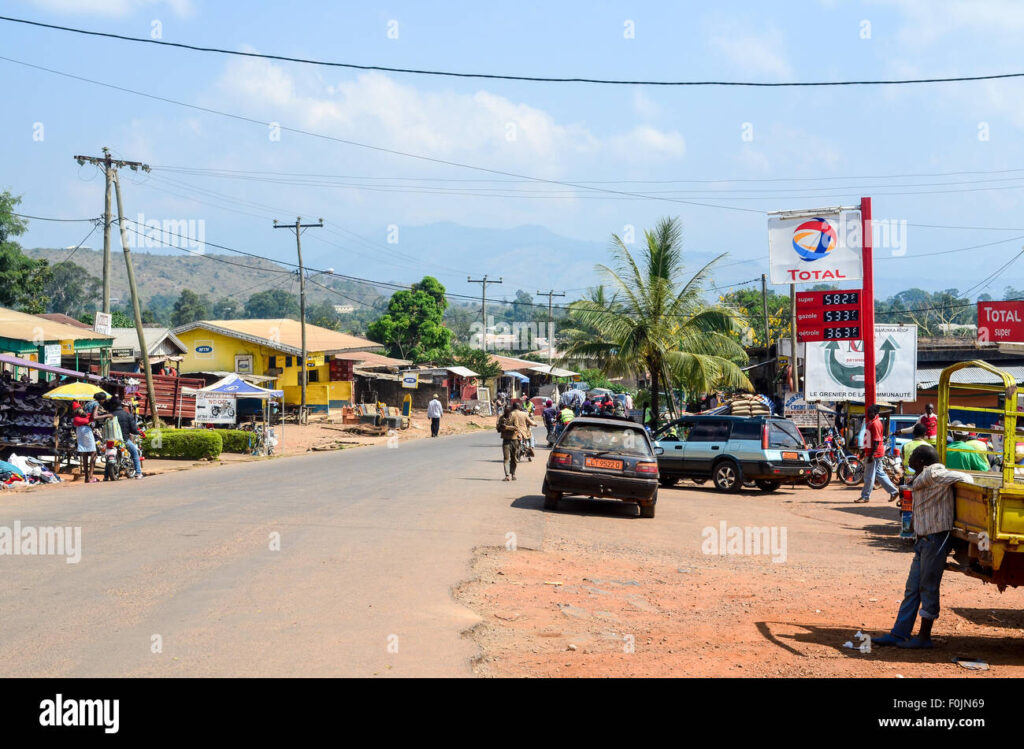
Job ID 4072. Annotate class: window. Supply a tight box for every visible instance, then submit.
[769,420,805,448]
[730,420,762,441]
[655,420,693,442]
[285,356,293,367]
[307,369,320,383]
[269,356,277,368]
[689,421,731,442]
[561,424,652,457]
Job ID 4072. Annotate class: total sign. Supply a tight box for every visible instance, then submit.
[768,210,863,285]
[978,301,1024,343]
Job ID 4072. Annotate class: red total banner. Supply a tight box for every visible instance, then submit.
[977,301,1024,343]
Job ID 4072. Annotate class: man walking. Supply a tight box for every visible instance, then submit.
[427,393,443,438]
[855,404,899,503]
[873,444,972,648]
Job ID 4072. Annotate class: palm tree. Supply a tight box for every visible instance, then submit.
[558,285,620,370]
[562,217,751,426]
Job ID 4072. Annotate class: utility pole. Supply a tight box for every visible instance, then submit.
[536,289,565,365]
[468,275,502,351]
[760,274,771,352]
[111,169,161,428]
[274,217,323,425]
[74,148,147,375]
[789,282,799,395]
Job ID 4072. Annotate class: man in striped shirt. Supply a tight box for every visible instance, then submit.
[873,444,973,649]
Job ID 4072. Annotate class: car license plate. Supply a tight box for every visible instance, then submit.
[585,457,623,470]
[782,451,799,460]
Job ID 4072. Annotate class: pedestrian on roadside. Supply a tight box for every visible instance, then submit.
[496,403,520,481]
[427,393,443,438]
[872,443,973,649]
[920,403,938,442]
[855,404,900,503]
[901,422,931,477]
[73,406,99,483]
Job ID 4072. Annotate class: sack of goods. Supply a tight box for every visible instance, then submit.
[727,394,770,417]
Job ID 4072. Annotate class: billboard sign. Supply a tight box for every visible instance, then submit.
[194,393,236,424]
[769,209,863,285]
[977,301,1024,343]
[805,325,918,402]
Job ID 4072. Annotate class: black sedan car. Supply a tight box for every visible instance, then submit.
[542,416,660,518]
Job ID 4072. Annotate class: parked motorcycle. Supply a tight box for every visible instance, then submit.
[816,427,864,486]
[101,434,140,481]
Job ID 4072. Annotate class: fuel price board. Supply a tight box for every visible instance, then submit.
[794,290,863,342]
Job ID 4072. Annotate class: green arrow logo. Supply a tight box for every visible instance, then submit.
[824,336,900,388]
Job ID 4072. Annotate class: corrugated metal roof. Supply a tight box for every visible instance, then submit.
[0,306,113,343]
[916,365,1024,389]
[173,319,378,355]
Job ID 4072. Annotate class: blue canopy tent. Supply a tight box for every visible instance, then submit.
[190,373,285,451]
[501,370,530,399]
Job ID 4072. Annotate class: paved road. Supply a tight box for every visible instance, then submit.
[0,429,551,677]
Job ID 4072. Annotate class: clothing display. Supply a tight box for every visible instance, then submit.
[0,380,60,450]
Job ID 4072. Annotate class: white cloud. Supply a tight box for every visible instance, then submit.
[879,0,1024,49]
[706,26,792,80]
[210,56,686,175]
[22,0,194,17]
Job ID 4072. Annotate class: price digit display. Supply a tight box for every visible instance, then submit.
[823,326,861,340]
[823,308,859,322]
[822,292,860,306]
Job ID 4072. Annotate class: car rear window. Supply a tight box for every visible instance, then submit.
[769,420,805,448]
[561,424,653,456]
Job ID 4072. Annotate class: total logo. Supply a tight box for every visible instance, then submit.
[792,217,837,262]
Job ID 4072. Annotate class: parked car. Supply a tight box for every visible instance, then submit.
[543,416,660,518]
[653,415,812,492]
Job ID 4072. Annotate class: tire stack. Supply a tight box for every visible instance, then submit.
[727,394,770,417]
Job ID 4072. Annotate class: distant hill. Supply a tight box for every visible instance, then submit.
[24,247,381,309]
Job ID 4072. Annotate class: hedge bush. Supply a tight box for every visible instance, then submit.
[142,429,222,460]
[210,429,252,453]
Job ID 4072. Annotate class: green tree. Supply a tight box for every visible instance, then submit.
[367,276,454,363]
[718,286,791,348]
[170,289,212,327]
[562,217,751,426]
[212,297,242,320]
[306,299,342,330]
[44,261,101,317]
[81,309,134,327]
[559,286,621,369]
[244,288,300,319]
[0,191,52,313]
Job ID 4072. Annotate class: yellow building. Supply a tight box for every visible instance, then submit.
[172,319,386,412]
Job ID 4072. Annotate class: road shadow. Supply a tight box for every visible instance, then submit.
[511,493,640,519]
[834,504,902,521]
[755,620,1024,665]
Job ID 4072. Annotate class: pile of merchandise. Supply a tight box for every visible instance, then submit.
[726,394,772,417]
[0,454,61,489]
[0,379,59,450]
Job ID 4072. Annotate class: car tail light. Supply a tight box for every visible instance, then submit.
[761,424,769,449]
[636,462,658,474]
[106,440,115,448]
[549,452,572,466]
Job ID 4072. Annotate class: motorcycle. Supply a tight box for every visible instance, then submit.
[102,434,141,481]
[815,427,864,486]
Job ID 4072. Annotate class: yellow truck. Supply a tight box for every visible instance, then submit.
[937,360,1024,590]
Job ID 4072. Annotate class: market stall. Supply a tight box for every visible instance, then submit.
[189,373,285,454]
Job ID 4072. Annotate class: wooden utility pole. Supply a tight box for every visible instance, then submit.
[74,148,147,375]
[760,274,771,352]
[111,169,161,428]
[274,217,323,424]
[468,275,502,351]
[536,289,565,365]
[789,282,799,395]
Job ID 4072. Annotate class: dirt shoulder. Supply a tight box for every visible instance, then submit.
[456,476,1024,678]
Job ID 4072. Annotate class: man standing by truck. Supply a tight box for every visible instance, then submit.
[872,444,973,649]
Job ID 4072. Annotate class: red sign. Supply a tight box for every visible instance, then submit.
[795,289,863,342]
[978,301,1024,343]
[329,358,354,381]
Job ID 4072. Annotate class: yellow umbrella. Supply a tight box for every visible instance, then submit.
[42,382,111,402]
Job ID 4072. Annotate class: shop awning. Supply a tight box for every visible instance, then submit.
[189,373,283,398]
[528,364,578,378]
[447,366,479,378]
[0,353,102,382]
[503,371,530,382]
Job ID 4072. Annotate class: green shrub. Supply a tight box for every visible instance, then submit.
[142,429,222,460]
[210,429,252,453]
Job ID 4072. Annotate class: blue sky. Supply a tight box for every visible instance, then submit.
[3,0,1024,301]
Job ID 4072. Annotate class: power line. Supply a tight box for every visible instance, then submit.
[14,212,99,222]
[5,15,1024,88]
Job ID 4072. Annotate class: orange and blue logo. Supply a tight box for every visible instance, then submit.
[792,217,837,262]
